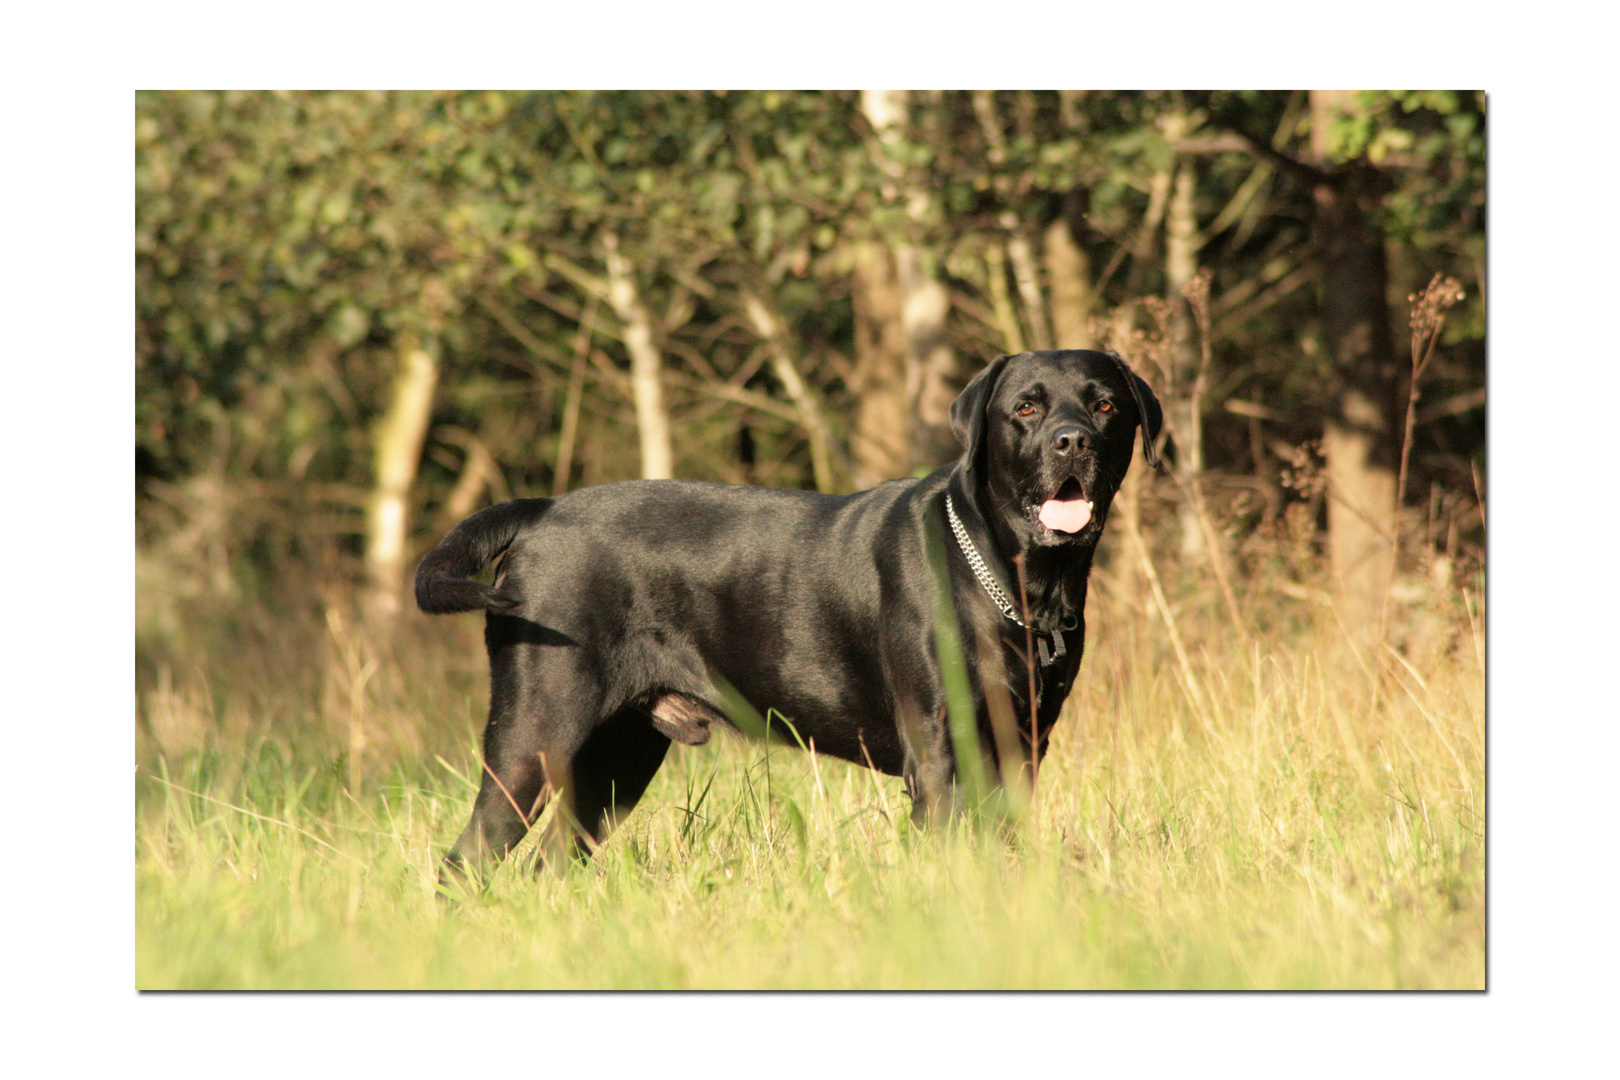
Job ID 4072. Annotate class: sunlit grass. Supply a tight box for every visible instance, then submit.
[136,577,1484,990]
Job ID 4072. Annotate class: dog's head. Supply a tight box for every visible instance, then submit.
[950,350,1162,546]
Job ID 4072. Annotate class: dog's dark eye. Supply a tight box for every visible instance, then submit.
[1016,402,1038,417]
[1096,401,1115,415]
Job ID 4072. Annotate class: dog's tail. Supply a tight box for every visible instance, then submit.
[415,498,552,614]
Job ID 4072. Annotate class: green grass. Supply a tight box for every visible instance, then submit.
[135,579,1484,990]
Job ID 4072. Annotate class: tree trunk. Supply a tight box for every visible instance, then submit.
[850,240,913,486]
[1004,228,1051,352]
[985,241,1024,353]
[602,231,674,480]
[1043,195,1097,350]
[1310,90,1399,649]
[1164,138,1208,561]
[363,334,439,625]
[860,90,958,476]
[897,245,958,469]
[437,429,501,526]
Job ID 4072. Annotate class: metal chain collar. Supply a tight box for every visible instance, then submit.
[945,493,1027,627]
[945,494,1080,666]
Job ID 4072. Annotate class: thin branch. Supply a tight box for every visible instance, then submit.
[543,251,611,302]
[480,756,532,827]
[1207,111,1333,187]
[477,292,576,376]
[1119,508,1212,732]
[553,293,599,495]
[1377,273,1465,653]
[1416,387,1486,425]
[744,289,839,492]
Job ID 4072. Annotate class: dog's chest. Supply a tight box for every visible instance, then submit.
[999,629,1082,724]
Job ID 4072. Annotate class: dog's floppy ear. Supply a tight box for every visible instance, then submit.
[1108,352,1163,470]
[950,353,1013,478]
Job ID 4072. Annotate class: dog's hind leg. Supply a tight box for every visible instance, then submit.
[439,615,603,893]
[534,707,671,872]
[440,736,554,893]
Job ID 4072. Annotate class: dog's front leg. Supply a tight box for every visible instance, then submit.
[898,699,960,826]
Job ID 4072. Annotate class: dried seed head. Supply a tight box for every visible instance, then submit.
[1409,273,1465,340]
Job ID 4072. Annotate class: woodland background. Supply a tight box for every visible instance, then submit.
[130,89,1489,991]
[136,89,1483,664]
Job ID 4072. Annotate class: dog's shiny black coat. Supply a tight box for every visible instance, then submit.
[417,350,1160,879]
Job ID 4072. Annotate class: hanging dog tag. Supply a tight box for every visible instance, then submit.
[1037,618,1077,667]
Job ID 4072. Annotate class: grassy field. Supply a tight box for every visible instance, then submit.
[135,555,1484,992]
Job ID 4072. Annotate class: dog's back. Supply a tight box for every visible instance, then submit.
[414,476,929,771]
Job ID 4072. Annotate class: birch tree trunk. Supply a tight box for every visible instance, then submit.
[897,244,958,468]
[860,89,958,474]
[1163,120,1208,560]
[971,90,1053,352]
[743,291,837,492]
[602,231,674,480]
[850,239,913,486]
[363,334,439,625]
[1043,202,1097,350]
[1050,97,1096,350]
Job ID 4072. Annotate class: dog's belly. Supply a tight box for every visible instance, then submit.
[683,541,912,775]
[704,642,908,774]
[495,478,925,776]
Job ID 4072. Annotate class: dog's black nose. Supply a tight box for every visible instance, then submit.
[1051,424,1090,456]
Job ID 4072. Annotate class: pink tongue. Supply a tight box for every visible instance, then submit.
[1039,497,1093,533]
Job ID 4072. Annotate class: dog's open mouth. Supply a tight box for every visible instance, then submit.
[1037,476,1093,534]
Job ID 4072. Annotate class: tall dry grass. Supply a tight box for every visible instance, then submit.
[135,511,1484,988]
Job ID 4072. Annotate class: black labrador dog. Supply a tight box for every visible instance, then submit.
[417,349,1160,882]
